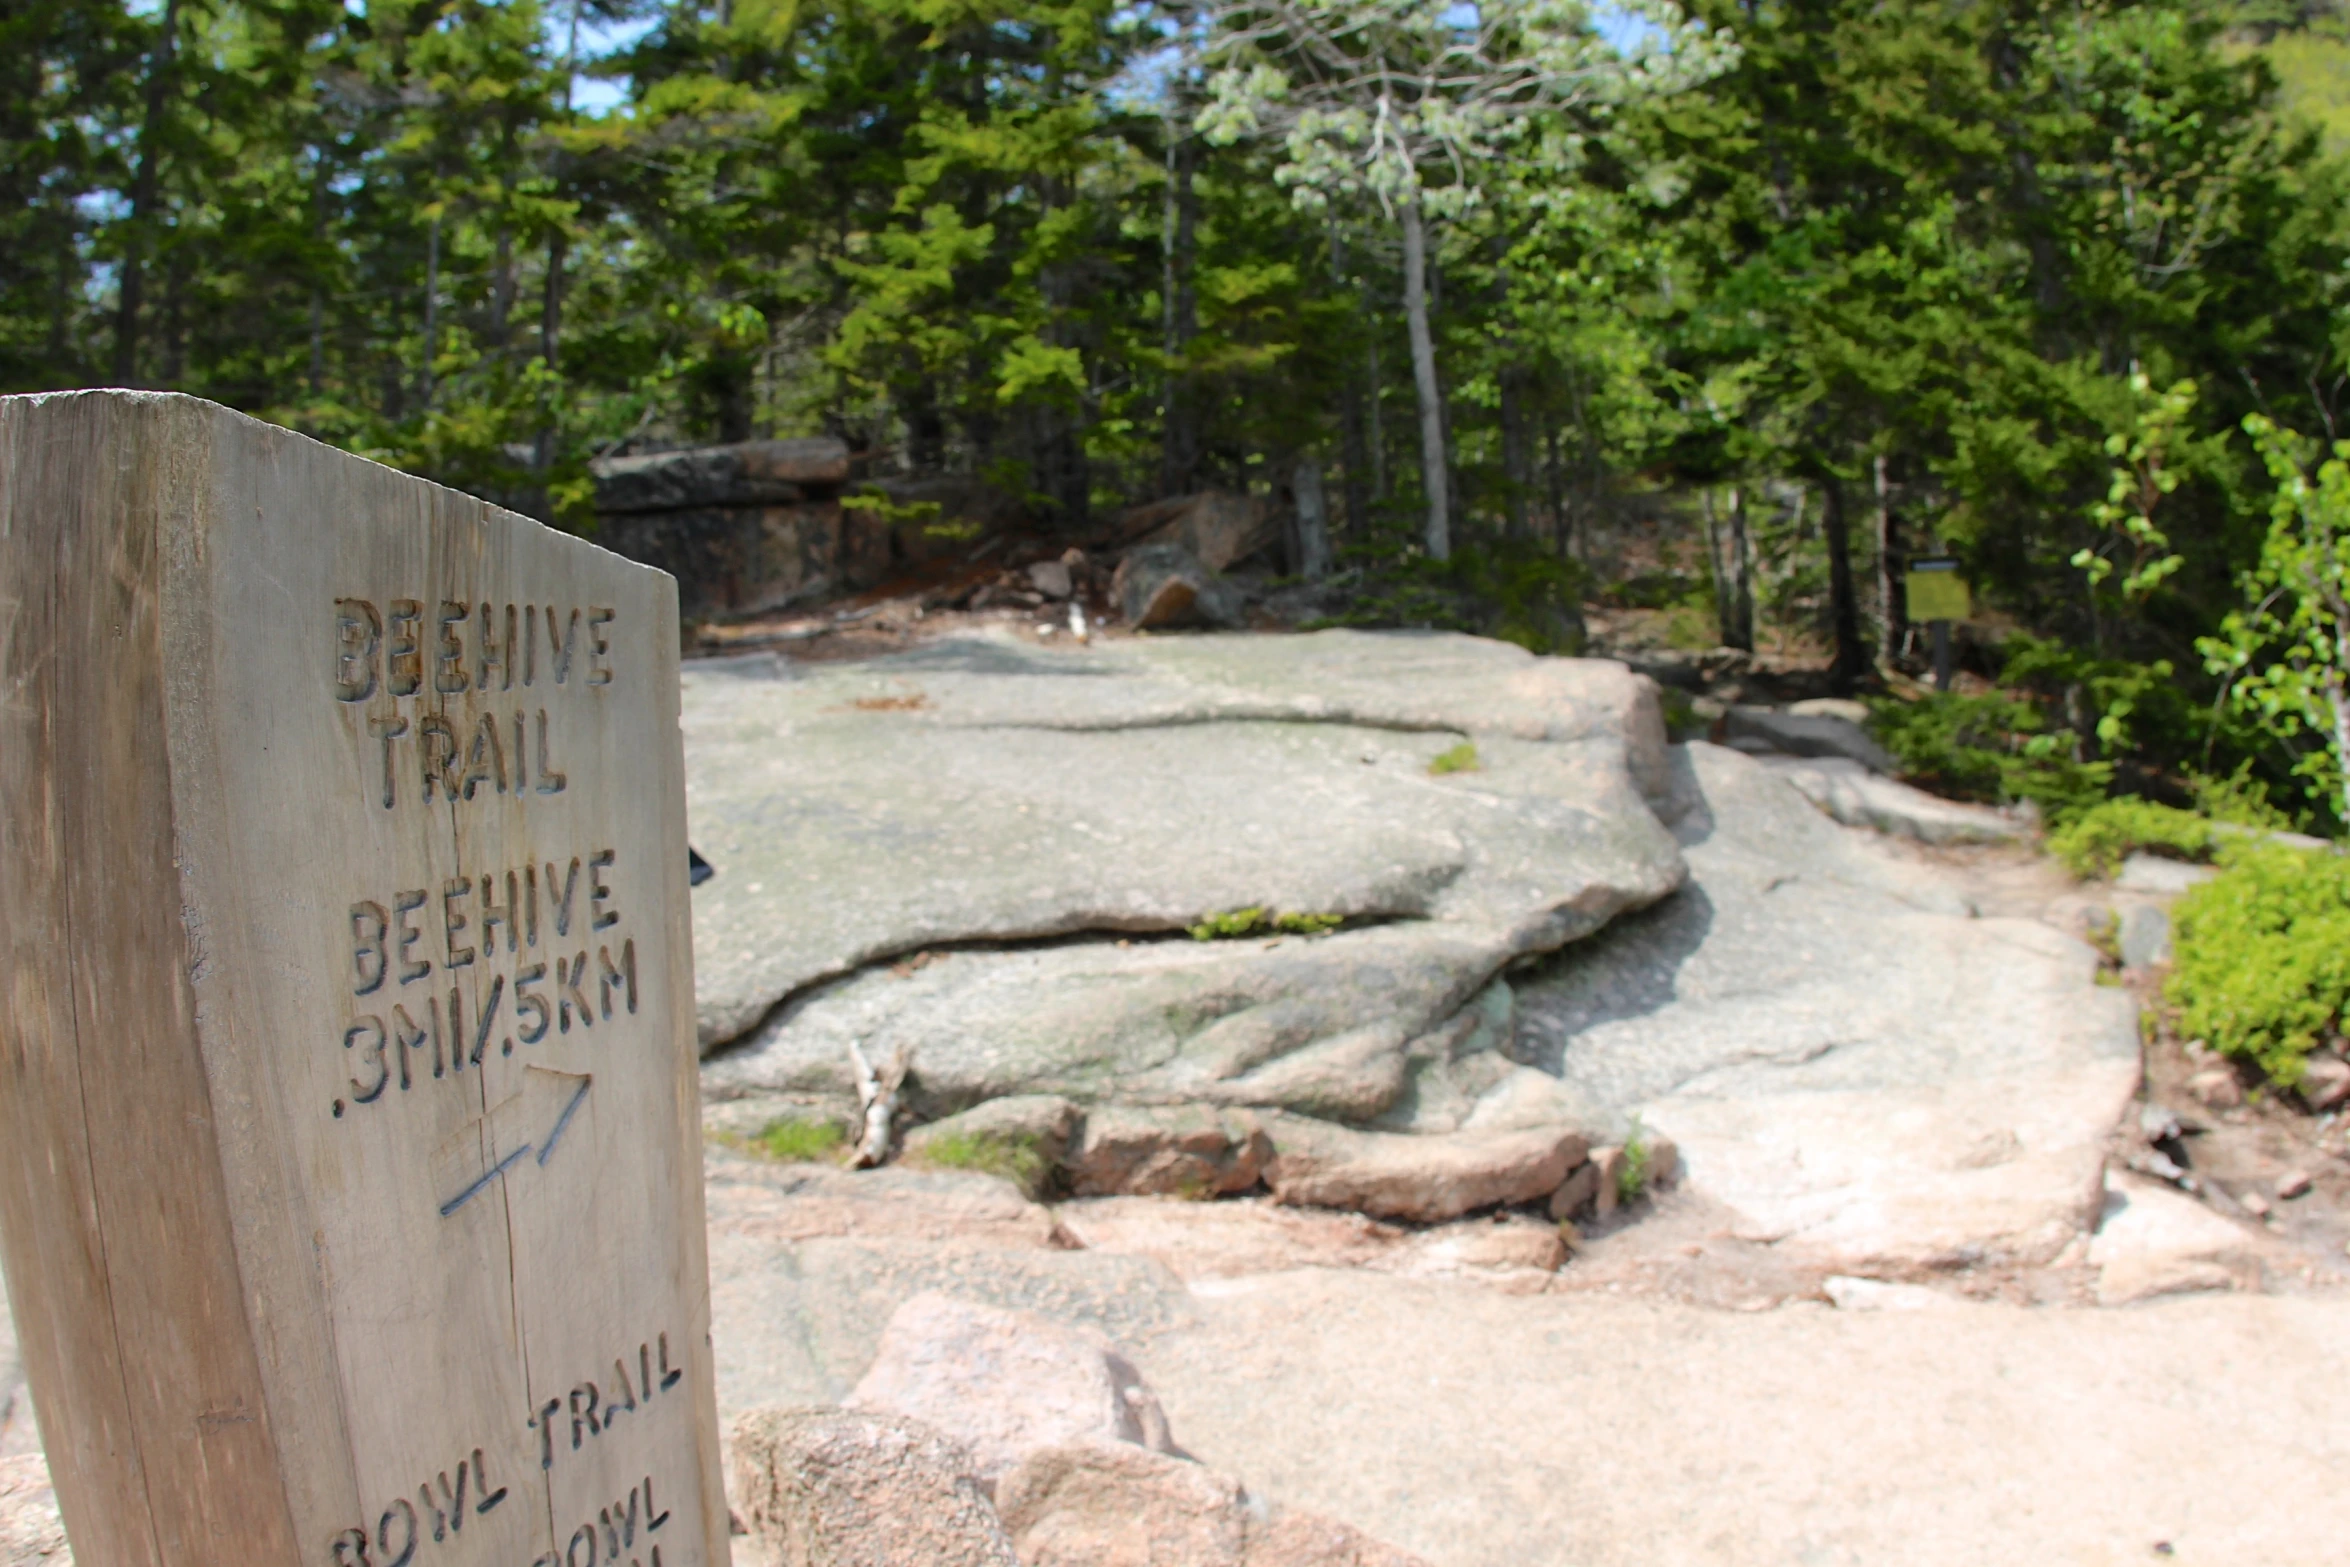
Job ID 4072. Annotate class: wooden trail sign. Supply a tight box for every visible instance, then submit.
[1903,558,1971,624]
[0,392,730,1567]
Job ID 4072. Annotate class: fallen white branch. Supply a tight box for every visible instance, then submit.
[848,1039,912,1168]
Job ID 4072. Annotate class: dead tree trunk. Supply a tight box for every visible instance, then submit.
[1401,198,1451,560]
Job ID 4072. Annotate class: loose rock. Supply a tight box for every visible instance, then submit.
[2186,1069,2243,1110]
[1756,755,2023,845]
[1121,491,1280,572]
[2276,1169,2313,1201]
[2087,1175,2261,1306]
[1262,1117,1586,1223]
[2118,904,2172,971]
[845,1294,1180,1482]
[1547,1161,1600,1221]
[902,1096,1081,1196]
[995,1444,1247,1567]
[2299,1058,2350,1112]
[1724,706,1896,773]
[1112,542,1240,630]
[2115,854,2217,896]
[993,1443,1433,1567]
[1068,1105,1272,1198]
[728,1406,1014,1567]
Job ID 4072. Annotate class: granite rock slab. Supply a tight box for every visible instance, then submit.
[1515,742,2141,1273]
[687,629,1684,1068]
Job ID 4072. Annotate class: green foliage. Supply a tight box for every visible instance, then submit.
[1276,911,1348,935]
[2072,371,2196,608]
[2189,765,2299,831]
[1188,907,1346,940]
[2167,842,2350,1084]
[1428,741,1481,775]
[1616,1116,1651,1205]
[2201,416,2350,829]
[3,0,2348,792]
[909,1130,1049,1196]
[2047,799,2219,878]
[1309,539,1587,653]
[749,1116,847,1163]
[1865,690,2113,824]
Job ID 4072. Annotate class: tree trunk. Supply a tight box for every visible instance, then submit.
[1160,129,1200,496]
[540,233,566,374]
[1727,486,1754,651]
[2331,672,2350,833]
[1401,199,1451,560]
[112,0,180,385]
[1366,338,1387,501]
[1331,225,1370,539]
[47,196,75,374]
[1499,366,1530,539]
[1546,420,1568,559]
[162,253,185,387]
[1823,476,1865,693]
[1293,456,1333,580]
[1874,453,1903,668]
[421,211,442,403]
[532,232,567,482]
[1702,488,1730,643]
[492,225,516,348]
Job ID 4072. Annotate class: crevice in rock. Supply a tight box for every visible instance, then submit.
[948,712,1488,738]
[703,912,1422,1069]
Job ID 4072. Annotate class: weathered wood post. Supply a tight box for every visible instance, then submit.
[0,392,730,1567]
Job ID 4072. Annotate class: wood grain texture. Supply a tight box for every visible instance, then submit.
[0,391,729,1567]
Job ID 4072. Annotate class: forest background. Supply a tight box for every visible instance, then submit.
[11,0,2350,834]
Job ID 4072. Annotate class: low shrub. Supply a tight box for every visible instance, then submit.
[2167,842,2350,1086]
[1866,691,2113,823]
[2047,799,2218,878]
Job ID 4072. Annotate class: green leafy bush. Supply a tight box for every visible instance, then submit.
[1865,690,2112,824]
[750,1116,846,1163]
[2167,843,2350,1085]
[2047,799,2218,878]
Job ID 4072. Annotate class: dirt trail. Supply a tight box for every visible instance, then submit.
[1138,1270,2350,1567]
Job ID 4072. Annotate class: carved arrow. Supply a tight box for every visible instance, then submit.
[438,1069,592,1218]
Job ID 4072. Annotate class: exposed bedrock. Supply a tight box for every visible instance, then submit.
[1515,741,2141,1272]
[690,633,2141,1276]
[688,629,1685,1094]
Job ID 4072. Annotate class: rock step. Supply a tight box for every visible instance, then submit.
[891,1097,1676,1226]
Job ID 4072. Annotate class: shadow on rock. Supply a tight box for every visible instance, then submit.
[1509,884,1716,1077]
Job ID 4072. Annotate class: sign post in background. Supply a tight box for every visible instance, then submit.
[1903,557,1971,693]
[0,391,730,1567]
